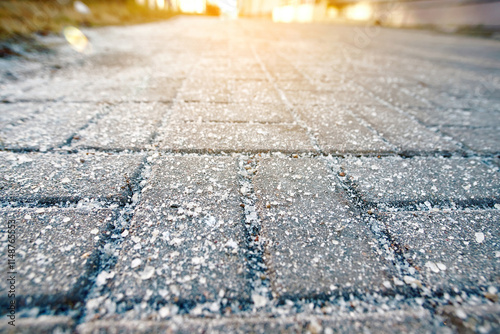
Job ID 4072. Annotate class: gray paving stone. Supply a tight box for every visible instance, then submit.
[296,106,394,154]
[108,156,249,308]
[351,105,460,153]
[134,77,182,102]
[441,127,500,154]
[377,211,500,293]
[340,157,500,206]
[157,122,314,153]
[0,103,104,151]
[0,316,74,334]
[253,157,396,299]
[284,90,376,106]
[0,152,144,204]
[0,208,115,307]
[365,83,434,109]
[73,102,170,151]
[179,79,281,104]
[406,108,500,128]
[438,304,500,334]
[77,309,445,334]
[168,102,293,123]
[0,102,40,126]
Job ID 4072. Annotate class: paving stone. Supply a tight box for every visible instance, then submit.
[406,108,500,128]
[253,157,396,299]
[77,309,445,334]
[284,90,376,106]
[168,102,294,123]
[365,83,434,109]
[179,79,281,104]
[296,106,394,154]
[340,157,500,207]
[73,102,170,150]
[0,316,74,334]
[438,304,500,334]
[352,105,460,153]
[0,103,105,151]
[0,208,115,308]
[0,152,143,204]
[157,122,314,153]
[0,102,40,126]
[441,127,500,154]
[108,156,249,309]
[134,77,182,102]
[377,211,500,293]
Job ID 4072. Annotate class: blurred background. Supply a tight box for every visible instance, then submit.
[1,0,499,41]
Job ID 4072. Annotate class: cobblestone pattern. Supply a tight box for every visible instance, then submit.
[0,17,498,333]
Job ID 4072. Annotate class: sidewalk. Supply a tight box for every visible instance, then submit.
[0,17,499,333]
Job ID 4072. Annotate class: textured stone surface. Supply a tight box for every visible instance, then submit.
[73,102,170,150]
[178,79,281,104]
[107,156,249,311]
[168,102,293,123]
[352,105,460,153]
[377,211,500,293]
[0,152,144,204]
[340,157,500,206]
[441,127,500,154]
[296,106,394,154]
[253,157,396,299]
[0,103,105,151]
[157,122,314,153]
[0,209,115,307]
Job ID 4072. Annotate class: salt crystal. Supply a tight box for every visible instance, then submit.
[426,261,440,273]
[63,217,71,223]
[252,293,267,308]
[61,177,71,184]
[131,258,142,269]
[475,232,485,243]
[90,228,99,235]
[436,262,447,271]
[140,266,155,280]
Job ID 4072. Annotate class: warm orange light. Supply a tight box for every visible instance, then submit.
[156,0,165,10]
[179,0,205,14]
[344,2,372,21]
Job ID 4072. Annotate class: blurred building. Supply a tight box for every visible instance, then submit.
[239,0,500,29]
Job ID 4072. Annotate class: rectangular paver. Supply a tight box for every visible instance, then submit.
[0,103,105,151]
[0,152,144,204]
[157,122,314,153]
[72,102,170,151]
[0,208,115,308]
[296,106,394,154]
[340,157,500,207]
[168,102,294,123]
[253,157,397,299]
[107,156,249,310]
[441,127,500,154]
[351,105,460,153]
[378,211,500,293]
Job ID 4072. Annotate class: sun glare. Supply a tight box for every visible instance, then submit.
[344,3,372,21]
[179,0,205,14]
